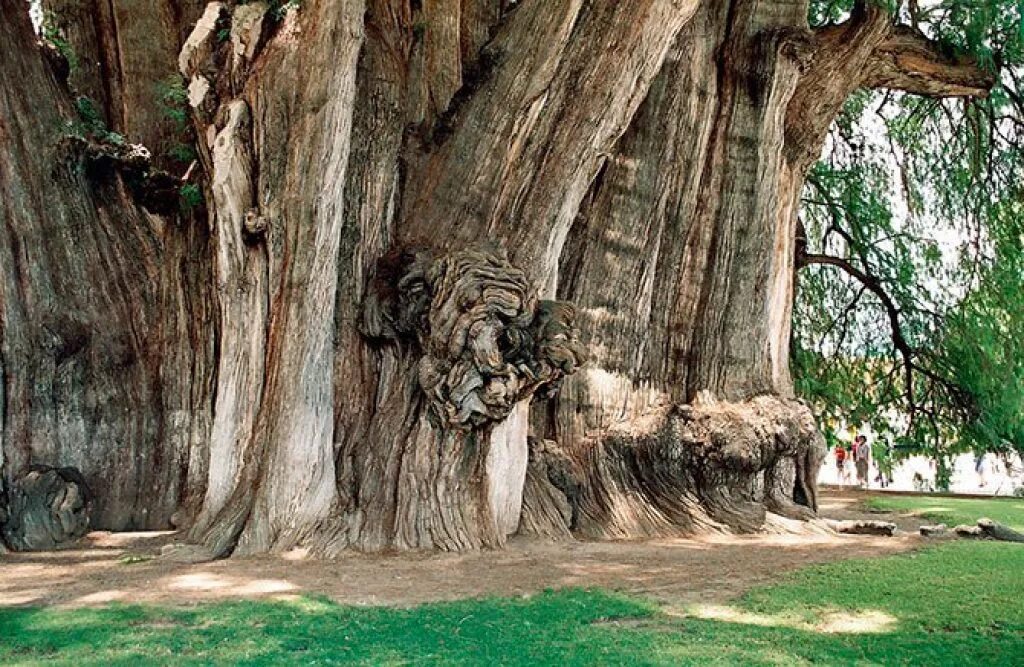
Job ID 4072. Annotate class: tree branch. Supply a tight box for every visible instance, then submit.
[784,1,891,165]
[799,253,915,381]
[798,251,974,431]
[864,25,996,98]
[785,4,995,166]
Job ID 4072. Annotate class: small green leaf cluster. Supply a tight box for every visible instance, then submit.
[156,74,198,165]
[39,10,79,72]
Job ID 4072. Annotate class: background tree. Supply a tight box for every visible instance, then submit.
[794,1,1024,477]
[0,0,1011,553]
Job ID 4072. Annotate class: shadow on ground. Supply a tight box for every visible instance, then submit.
[0,491,917,609]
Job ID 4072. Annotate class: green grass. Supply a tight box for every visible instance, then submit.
[864,493,1024,530]
[3,495,1024,666]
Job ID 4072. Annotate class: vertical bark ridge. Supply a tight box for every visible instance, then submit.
[550,2,728,452]
[188,100,269,537]
[400,0,700,294]
[181,0,365,556]
[521,0,828,540]
[332,0,414,528]
[685,1,813,400]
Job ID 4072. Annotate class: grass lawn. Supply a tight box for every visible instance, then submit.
[3,494,1023,666]
[864,493,1024,530]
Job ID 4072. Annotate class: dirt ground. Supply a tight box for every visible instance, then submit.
[0,489,924,609]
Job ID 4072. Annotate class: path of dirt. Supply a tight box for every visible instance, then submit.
[0,489,924,609]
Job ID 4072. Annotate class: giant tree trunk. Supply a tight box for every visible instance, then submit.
[1,0,991,553]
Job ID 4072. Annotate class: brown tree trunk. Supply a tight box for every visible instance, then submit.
[0,1,214,548]
[40,0,207,167]
[1,0,993,553]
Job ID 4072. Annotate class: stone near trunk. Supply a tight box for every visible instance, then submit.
[919,523,950,538]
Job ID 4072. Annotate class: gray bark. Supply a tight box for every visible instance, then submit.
[1,465,92,550]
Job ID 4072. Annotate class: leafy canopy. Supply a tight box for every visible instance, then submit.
[795,0,1024,463]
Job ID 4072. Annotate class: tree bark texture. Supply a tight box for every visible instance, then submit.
[1,1,215,545]
[0,0,993,552]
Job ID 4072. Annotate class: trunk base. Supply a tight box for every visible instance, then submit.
[520,394,826,541]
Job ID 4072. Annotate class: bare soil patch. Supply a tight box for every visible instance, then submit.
[0,489,917,609]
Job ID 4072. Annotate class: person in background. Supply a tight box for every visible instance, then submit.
[912,471,930,492]
[834,445,848,485]
[874,440,893,488]
[975,452,987,488]
[846,439,857,483]
[854,434,872,488]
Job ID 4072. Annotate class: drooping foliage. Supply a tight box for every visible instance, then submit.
[795,0,1024,461]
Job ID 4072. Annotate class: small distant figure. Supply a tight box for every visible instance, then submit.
[912,471,933,493]
[874,440,893,488]
[854,434,871,488]
[975,452,987,488]
[847,441,857,483]
[834,445,848,485]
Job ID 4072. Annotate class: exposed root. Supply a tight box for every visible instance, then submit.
[518,438,582,539]
[953,518,1024,543]
[826,519,897,536]
[159,542,218,564]
[520,394,826,541]
[919,524,951,538]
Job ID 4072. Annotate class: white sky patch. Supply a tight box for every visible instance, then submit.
[28,0,42,32]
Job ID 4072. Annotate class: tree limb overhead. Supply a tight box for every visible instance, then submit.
[865,25,996,98]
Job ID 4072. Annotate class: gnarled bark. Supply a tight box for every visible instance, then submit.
[333,248,585,551]
[1,465,92,550]
[523,395,824,540]
[1,0,996,554]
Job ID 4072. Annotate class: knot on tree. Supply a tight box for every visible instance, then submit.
[243,208,268,240]
[672,393,824,473]
[363,248,586,429]
[1,465,92,551]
